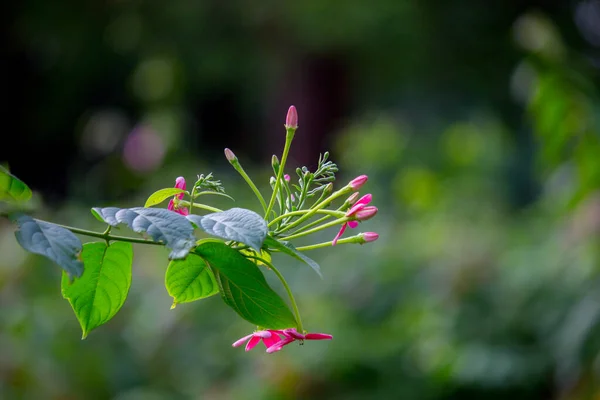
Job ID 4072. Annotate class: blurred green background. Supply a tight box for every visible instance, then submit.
[2,1,600,399]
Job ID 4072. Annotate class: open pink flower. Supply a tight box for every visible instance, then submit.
[167,176,189,216]
[233,328,333,354]
[232,330,283,352]
[266,328,333,354]
[332,194,377,246]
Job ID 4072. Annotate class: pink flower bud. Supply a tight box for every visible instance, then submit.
[224,148,237,163]
[362,232,379,243]
[168,177,188,215]
[284,174,291,182]
[355,206,378,221]
[346,192,360,205]
[349,175,368,190]
[174,176,186,190]
[285,105,298,129]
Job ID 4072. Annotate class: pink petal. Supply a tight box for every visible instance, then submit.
[266,337,295,354]
[355,194,372,206]
[254,330,272,338]
[232,334,253,347]
[348,221,359,229]
[174,176,186,191]
[346,202,366,217]
[283,328,305,340]
[168,199,175,211]
[305,333,333,340]
[179,207,189,216]
[332,223,348,246]
[245,335,261,351]
[262,333,283,348]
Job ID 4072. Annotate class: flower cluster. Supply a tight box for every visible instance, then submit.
[163,105,379,354]
[332,193,378,246]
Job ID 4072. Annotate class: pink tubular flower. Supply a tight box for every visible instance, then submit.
[332,194,375,246]
[232,330,283,352]
[167,176,189,216]
[233,328,333,354]
[349,175,368,190]
[285,105,298,129]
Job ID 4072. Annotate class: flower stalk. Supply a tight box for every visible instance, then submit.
[225,148,268,214]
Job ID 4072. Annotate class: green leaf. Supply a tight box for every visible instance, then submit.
[186,208,267,252]
[91,207,196,259]
[61,242,133,338]
[0,165,32,203]
[12,214,83,277]
[194,241,297,329]
[264,236,322,278]
[165,253,219,308]
[144,188,186,208]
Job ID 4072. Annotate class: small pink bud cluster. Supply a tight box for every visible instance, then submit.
[332,192,379,246]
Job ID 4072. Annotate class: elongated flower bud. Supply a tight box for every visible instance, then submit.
[224,148,237,163]
[272,155,280,168]
[174,176,186,190]
[361,232,379,243]
[285,105,298,129]
[346,192,360,205]
[355,206,378,221]
[349,175,368,190]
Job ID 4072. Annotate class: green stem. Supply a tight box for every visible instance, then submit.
[275,214,331,236]
[189,183,197,213]
[275,187,352,234]
[268,209,343,228]
[245,255,303,332]
[289,201,349,234]
[179,201,222,213]
[294,236,356,251]
[231,162,268,214]
[55,224,164,246]
[265,129,295,220]
[280,217,348,241]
